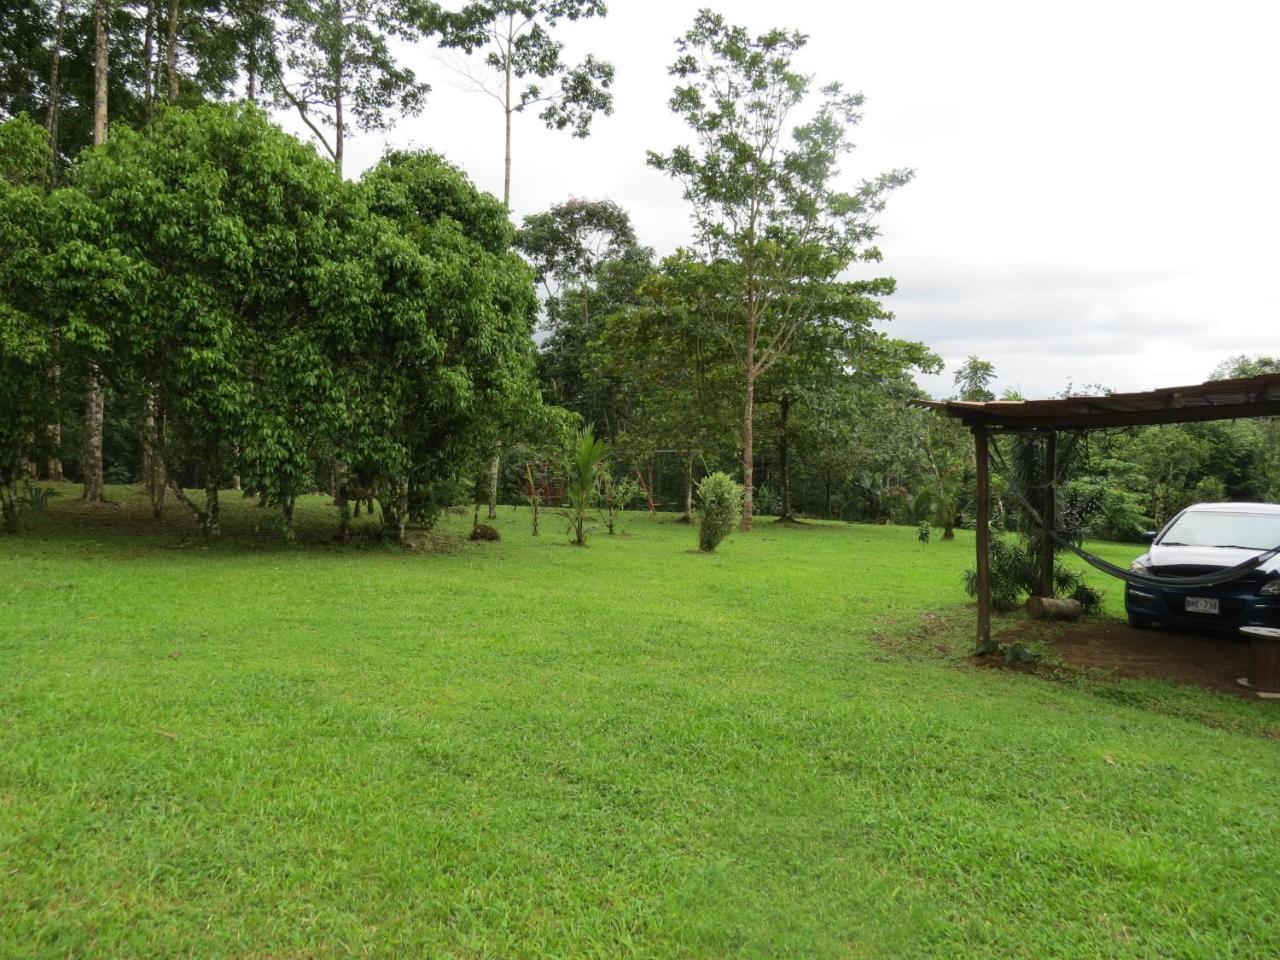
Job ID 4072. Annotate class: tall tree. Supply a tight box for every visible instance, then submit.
[596,254,739,521]
[61,104,541,539]
[439,0,614,517]
[79,0,111,500]
[0,114,57,527]
[269,0,432,176]
[649,11,911,530]
[758,328,938,523]
[437,0,613,207]
[516,198,649,436]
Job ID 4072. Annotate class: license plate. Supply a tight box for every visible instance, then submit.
[1186,597,1220,615]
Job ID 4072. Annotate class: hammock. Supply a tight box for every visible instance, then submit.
[988,448,1280,591]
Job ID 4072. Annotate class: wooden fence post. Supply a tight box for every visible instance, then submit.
[975,427,992,651]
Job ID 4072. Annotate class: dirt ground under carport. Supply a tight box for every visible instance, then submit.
[997,619,1259,698]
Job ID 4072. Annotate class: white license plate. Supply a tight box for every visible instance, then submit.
[1186,597,1220,615]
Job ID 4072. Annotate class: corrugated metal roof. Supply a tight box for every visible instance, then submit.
[918,373,1280,431]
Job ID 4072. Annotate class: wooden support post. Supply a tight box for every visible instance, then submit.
[1039,432,1057,598]
[974,427,991,651]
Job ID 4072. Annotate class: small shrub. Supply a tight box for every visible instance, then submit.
[1003,641,1041,664]
[20,482,59,512]
[602,475,642,535]
[963,534,1105,613]
[469,523,501,542]
[917,521,931,545]
[1069,582,1104,614]
[754,485,781,517]
[696,472,743,552]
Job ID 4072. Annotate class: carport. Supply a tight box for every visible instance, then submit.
[919,372,1280,651]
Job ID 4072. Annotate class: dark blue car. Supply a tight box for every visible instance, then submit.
[1125,502,1280,631]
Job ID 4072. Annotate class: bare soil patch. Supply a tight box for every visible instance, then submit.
[997,618,1255,698]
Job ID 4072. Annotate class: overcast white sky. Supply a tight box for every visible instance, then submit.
[279,0,1280,399]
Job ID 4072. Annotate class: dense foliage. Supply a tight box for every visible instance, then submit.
[0,104,541,538]
[2,6,1276,548]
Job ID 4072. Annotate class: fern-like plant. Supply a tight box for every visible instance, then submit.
[562,426,607,546]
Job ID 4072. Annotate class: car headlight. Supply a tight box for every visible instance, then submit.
[1130,559,1151,574]
[1262,578,1280,597]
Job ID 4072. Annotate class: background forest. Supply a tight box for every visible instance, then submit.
[2,0,1277,544]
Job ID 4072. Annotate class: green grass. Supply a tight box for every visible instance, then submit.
[2,485,1279,958]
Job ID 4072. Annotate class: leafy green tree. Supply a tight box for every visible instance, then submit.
[600,472,638,534]
[757,323,938,523]
[356,147,542,536]
[649,11,911,530]
[55,104,542,540]
[437,0,613,206]
[596,253,739,520]
[68,104,343,531]
[0,114,128,521]
[516,198,650,437]
[268,0,434,175]
[439,1,615,519]
[0,114,57,527]
[1211,354,1280,380]
[918,406,970,539]
[1,0,275,500]
[953,356,996,402]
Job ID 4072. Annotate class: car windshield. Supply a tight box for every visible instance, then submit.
[1160,511,1280,551]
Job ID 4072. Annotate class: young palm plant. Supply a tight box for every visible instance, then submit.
[562,426,608,546]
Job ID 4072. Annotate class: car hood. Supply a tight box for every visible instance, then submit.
[1145,543,1280,575]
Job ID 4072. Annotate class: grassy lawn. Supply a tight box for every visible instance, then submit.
[3,486,1279,958]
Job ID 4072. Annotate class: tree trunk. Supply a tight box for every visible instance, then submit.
[777,395,792,521]
[204,477,220,536]
[682,454,694,523]
[0,486,17,533]
[46,0,66,180]
[141,0,155,118]
[246,37,257,102]
[165,0,179,102]
[168,476,215,534]
[46,424,63,482]
[335,492,349,541]
[333,93,343,176]
[142,397,155,487]
[45,366,63,481]
[332,0,344,177]
[143,394,166,517]
[1025,596,1082,621]
[487,450,499,519]
[92,0,108,144]
[380,484,407,542]
[502,16,513,208]
[741,359,755,532]
[82,0,109,503]
[82,370,105,501]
